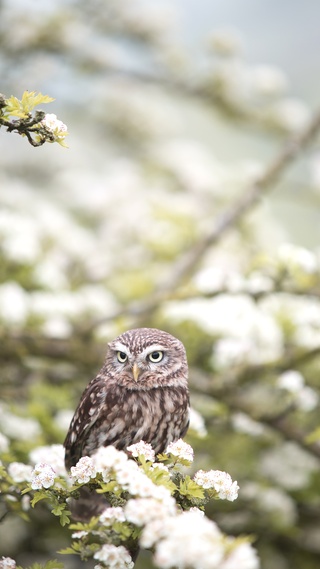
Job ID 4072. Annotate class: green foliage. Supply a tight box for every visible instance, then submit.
[17,560,64,569]
[0,90,68,147]
[4,91,54,119]
[178,476,205,500]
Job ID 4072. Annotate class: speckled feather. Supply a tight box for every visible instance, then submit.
[64,328,190,469]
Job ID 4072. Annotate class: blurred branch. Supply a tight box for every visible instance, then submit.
[189,368,320,460]
[87,105,320,331]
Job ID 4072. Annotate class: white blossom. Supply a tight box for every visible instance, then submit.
[0,557,16,569]
[194,470,239,501]
[140,518,168,549]
[114,459,140,487]
[29,444,66,477]
[214,337,252,368]
[277,243,318,274]
[70,456,97,484]
[99,506,126,526]
[8,462,33,483]
[151,462,170,474]
[166,295,283,365]
[0,282,29,325]
[92,446,128,481]
[277,371,319,412]
[0,433,9,453]
[127,440,155,462]
[21,495,31,512]
[188,408,207,438]
[260,442,319,490]
[125,497,176,526]
[31,462,56,489]
[40,113,68,143]
[93,544,133,569]
[165,439,194,462]
[220,542,260,569]
[251,64,287,96]
[268,99,311,133]
[296,386,319,412]
[0,407,41,442]
[153,511,225,569]
[121,468,158,497]
[277,370,305,392]
[72,531,89,539]
[232,413,265,437]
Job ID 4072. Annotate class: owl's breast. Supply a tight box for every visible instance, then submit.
[83,383,189,457]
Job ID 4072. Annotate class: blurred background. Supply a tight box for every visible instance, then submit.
[1,1,320,568]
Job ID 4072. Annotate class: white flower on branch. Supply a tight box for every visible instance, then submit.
[220,542,260,569]
[153,511,225,569]
[71,531,88,539]
[99,506,126,526]
[92,445,128,480]
[31,462,56,489]
[8,462,33,483]
[29,444,66,477]
[0,557,16,569]
[194,469,239,501]
[93,544,133,569]
[70,456,97,484]
[127,440,155,462]
[165,439,194,462]
[125,497,176,526]
[40,113,68,143]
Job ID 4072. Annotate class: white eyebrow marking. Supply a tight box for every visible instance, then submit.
[112,342,131,356]
[140,344,166,359]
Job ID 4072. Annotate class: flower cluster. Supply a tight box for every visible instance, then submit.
[40,113,68,145]
[0,437,258,569]
[127,440,155,462]
[70,456,97,483]
[145,510,259,569]
[194,470,239,501]
[94,544,134,569]
[165,439,194,462]
[0,558,16,569]
[31,462,56,490]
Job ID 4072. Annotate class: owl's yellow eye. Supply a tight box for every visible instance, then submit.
[117,351,128,363]
[148,351,164,363]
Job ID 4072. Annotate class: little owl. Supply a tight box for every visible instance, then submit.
[64,327,190,521]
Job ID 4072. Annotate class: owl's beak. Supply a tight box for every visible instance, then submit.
[132,362,140,382]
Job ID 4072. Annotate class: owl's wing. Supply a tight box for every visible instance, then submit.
[64,376,108,469]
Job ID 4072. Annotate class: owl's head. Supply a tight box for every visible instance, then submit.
[104,327,188,390]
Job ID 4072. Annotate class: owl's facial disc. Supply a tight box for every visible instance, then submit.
[111,341,168,384]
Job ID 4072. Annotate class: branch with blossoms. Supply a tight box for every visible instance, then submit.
[0,439,259,569]
[0,91,68,147]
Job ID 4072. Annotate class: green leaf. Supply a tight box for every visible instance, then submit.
[31,491,48,507]
[4,91,55,119]
[21,90,55,113]
[179,476,205,499]
[58,547,77,555]
[59,509,71,527]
